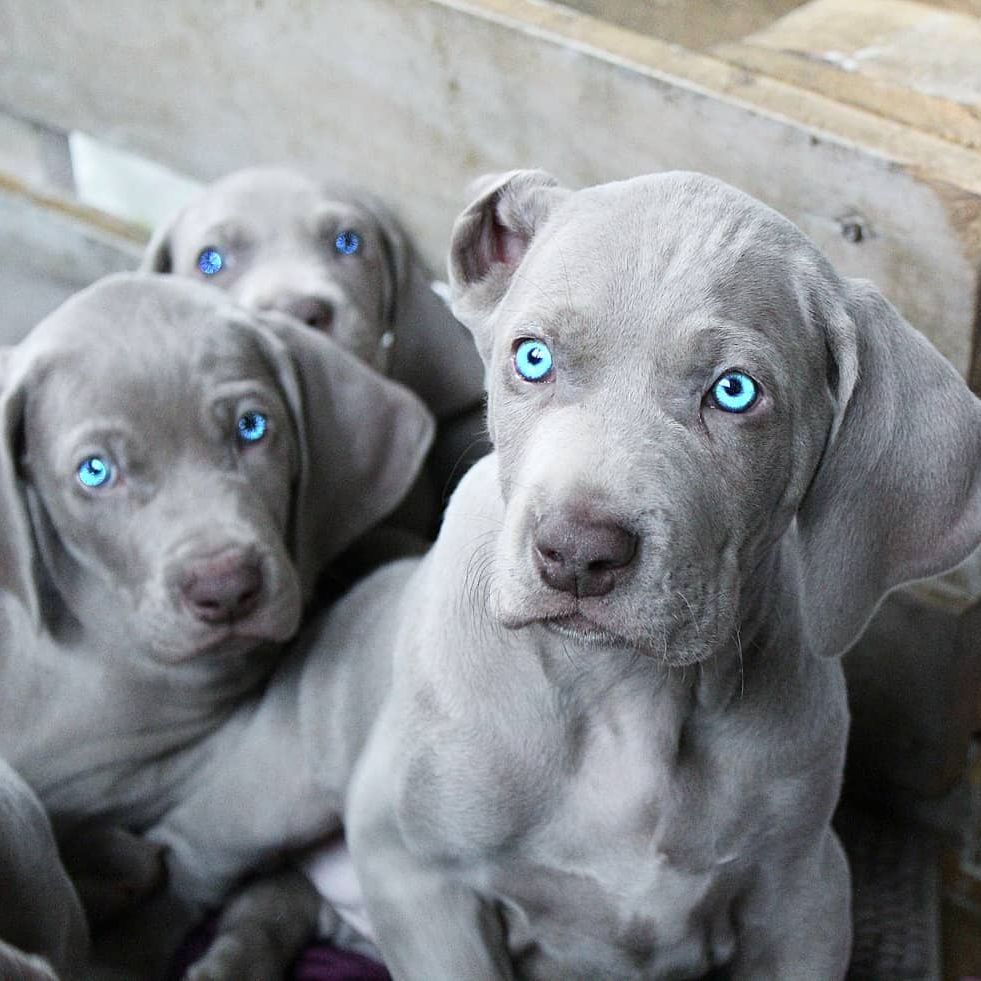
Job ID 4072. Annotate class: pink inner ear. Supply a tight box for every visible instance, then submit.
[492,212,528,267]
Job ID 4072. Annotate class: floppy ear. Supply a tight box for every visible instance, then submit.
[795,278,981,659]
[0,346,40,624]
[388,256,487,420]
[254,314,435,600]
[355,190,410,335]
[139,209,180,273]
[448,169,570,361]
[351,192,485,419]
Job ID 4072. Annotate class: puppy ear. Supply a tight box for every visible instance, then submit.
[360,192,410,332]
[0,347,40,624]
[389,255,487,420]
[350,189,487,419]
[139,210,179,273]
[794,279,981,658]
[448,169,570,360]
[254,314,435,600]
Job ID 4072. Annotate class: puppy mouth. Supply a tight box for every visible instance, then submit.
[541,613,633,648]
[501,603,633,649]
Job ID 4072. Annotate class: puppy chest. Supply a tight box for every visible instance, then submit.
[2,647,240,821]
[475,715,746,975]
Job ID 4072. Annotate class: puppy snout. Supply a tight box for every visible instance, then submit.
[269,294,335,331]
[533,512,637,598]
[180,549,263,624]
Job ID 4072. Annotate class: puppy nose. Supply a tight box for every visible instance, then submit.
[277,295,335,331]
[180,551,263,623]
[533,512,637,597]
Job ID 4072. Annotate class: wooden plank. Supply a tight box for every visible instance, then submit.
[0,111,73,192]
[553,0,805,50]
[560,0,981,47]
[0,176,141,345]
[715,0,981,151]
[0,0,979,377]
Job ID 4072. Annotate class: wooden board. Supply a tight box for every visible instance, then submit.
[554,0,805,50]
[715,0,981,151]
[0,0,979,379]
[0,175,141,345]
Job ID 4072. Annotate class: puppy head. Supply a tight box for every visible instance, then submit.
[449,170,981,664]
[141,167,409,374]
[0,274,433,662]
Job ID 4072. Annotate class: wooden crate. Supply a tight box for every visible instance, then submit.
[1,0,979,795]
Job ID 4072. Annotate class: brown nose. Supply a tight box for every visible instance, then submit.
[180,550,263,623]
[271,294,335,332]
[533,512,637,598]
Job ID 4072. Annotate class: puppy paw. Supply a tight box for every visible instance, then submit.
[183,934,284,981]
[60,824,168,926]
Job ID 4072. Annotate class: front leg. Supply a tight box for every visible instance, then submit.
[146,626,357,905]
[346,745,515,981]
[731,829,851,980]
[183,868,321,981]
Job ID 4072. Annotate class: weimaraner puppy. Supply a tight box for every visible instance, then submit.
[0,273,433,977]
[141,166,489,509]
[149,170,981,979]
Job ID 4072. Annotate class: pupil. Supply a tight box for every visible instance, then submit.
[725,377,743,397]
[528,347,542,365]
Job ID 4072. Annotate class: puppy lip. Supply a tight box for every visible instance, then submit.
[161,608,298,661]
[502,604,629,647]
[542,613,628,646]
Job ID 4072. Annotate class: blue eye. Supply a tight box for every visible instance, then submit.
[710,371,759,413]
[334,230,362,256]
[514,339,554,382]
[77,456,113,489]
[237,410,268,444]
[197,247,224,276]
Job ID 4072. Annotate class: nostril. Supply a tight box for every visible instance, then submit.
[588,558,616,573]
[288,296,334,331]
[305,301,334,330]
[593,526,638,571]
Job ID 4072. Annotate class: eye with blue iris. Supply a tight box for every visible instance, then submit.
[237,410,268,444]
[334,230,362,256]
[513,338,554,383]
[77,456,114,489]
[710,370,759,414]
[197,247,224,277]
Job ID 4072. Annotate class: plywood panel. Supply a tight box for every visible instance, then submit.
[0,177,141,345]
[716,0,981,150]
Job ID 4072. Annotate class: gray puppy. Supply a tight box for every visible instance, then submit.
[157,170,981,979]
[340,170,981,978]
[0,273,433,976]
[142,166,489,507]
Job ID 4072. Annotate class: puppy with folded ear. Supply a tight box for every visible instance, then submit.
[142,166,490,509]
[336,171,980,978]
[0,273,433,974]
[159,170,981,979]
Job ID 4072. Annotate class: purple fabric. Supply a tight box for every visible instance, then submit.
[170,916,391,980]
[293,944,391,981]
